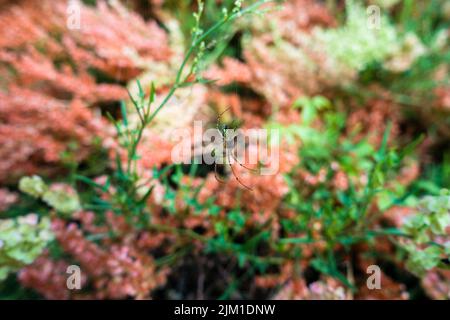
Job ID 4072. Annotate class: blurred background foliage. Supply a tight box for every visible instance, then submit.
[0,0,449,299]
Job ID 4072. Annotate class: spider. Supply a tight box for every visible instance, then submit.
[212,107,258,191]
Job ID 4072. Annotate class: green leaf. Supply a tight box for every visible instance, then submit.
[137,80,144,99]
[120,101,128,127]
[279,237,314,244]
[149,82,156,104]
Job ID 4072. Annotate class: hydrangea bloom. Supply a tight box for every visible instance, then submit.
[0,214,53,280]
[19,176,81,215]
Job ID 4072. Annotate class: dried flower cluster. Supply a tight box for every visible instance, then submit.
[0,0,172,182]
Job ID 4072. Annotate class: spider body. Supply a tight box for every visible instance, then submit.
[213,108,257,191]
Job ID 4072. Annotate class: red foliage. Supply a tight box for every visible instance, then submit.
[0,0,171,182]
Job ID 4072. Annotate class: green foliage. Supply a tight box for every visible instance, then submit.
[156,163,278,272]
[19,176,81,215]
[402,189,450,275]
[318,0,400,71]
[7,4,272,294]
[18,176,47,199]
[270,96,422,287]
[404,245,442,276]
[75,1,270,230]
[3,0,450,299]
[0,215,53,281]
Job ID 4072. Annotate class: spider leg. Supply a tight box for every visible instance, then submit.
[228,132,258,173]
[230,148,259,173]
[217,106,231,123]
[227,149,253,191]
[214,162,226,184]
